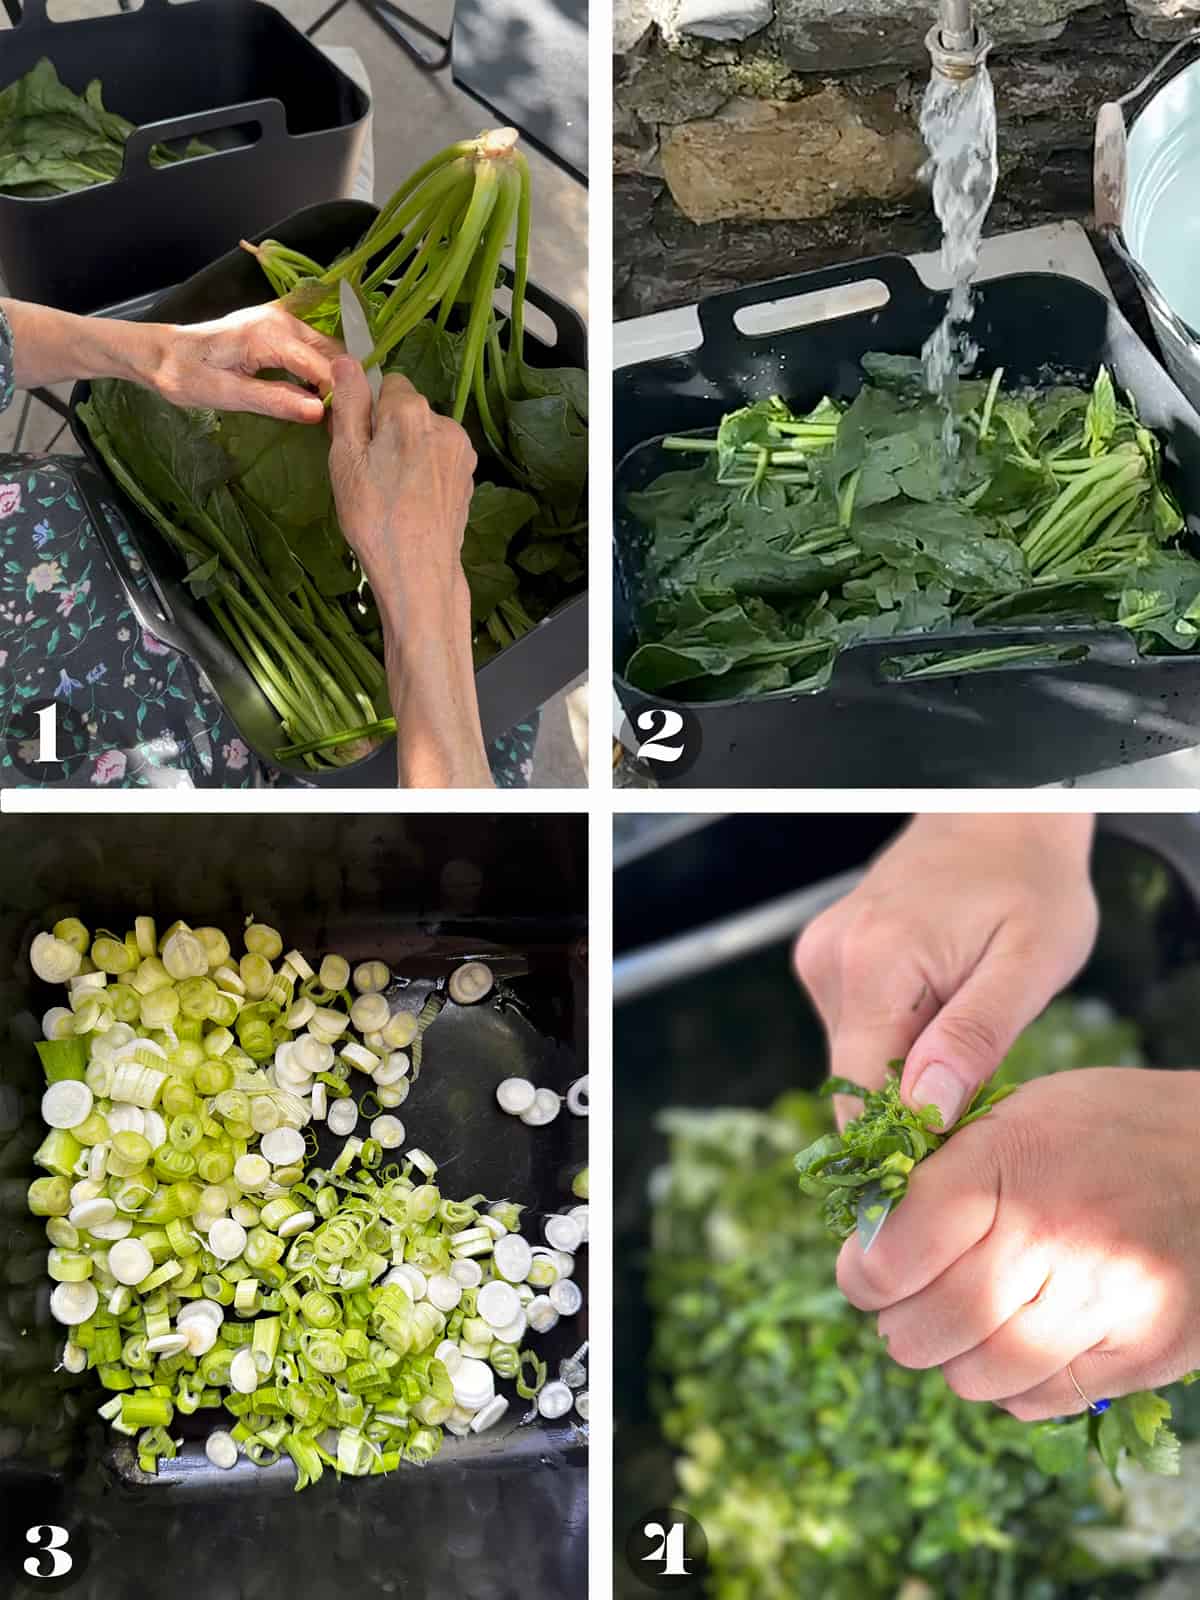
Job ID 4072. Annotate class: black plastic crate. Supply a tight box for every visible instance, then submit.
[0,0,369,312]
[69,200,589,786]
[614,256,1200,787]
[0,811,587,1597]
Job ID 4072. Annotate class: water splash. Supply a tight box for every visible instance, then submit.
[920,66,998,462]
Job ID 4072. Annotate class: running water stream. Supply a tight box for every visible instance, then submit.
[920,64,998,464]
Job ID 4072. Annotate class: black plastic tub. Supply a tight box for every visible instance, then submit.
[0,0,370,313]
[0,812,587,1599]
[613,812,1200,1595]
[69,201,589,786]
[613,256,1200,787]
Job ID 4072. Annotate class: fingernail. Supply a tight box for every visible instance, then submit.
[910,1062,967,1130]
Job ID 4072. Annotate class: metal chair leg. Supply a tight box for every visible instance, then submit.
[307,0,451,73]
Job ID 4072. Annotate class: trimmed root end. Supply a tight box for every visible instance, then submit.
[479,127,519,158]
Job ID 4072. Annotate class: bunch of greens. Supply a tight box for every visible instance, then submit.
[650,1001,1195,1600]
[0,59,210,196]
[794,1069,1015,1239]
[80,129,587,768]
[796,1060,1194,1484]
[624,358,1197,701]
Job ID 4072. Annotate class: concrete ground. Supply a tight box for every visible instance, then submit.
[0,0,589,786]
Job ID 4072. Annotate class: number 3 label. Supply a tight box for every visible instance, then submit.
[24,1525,72,1579]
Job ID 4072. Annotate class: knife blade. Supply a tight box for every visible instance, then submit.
[855,1181,892,1255]
[338,278,383,421]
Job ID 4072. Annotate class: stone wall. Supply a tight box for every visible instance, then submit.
[613,0,1189,318]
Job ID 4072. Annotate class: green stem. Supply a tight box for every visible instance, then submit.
[363,169,472,300]
[977,367,1004,442]
[370,163,501,369]
[453,164,519,426]
[276,718,398,762]
[505,152,532,391]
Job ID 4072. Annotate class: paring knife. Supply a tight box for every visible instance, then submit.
[338,278,383,421]
[856,1181,892,1255]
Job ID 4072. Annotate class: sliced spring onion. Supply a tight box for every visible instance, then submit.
[381,1012,418,1049]
[31,932,83,984]
[108,1238,153,1286]
[40,1080,94,1131]
[566,1075,589,1117]
[549,1280,583,1317]
[477,1281,521,1330]
[50,1280,98,1325]
[353,961,390,993]
[349,994,390,1034]
[448,963,493,1006]
[25,901,556,1495]
[426,1275,462,1312]
[229,1348,259,1395]
[326,1100,358,1137]
[208,1219,248,1261]
[370,1116,405,1149]
[495,1077,536,1116]
[537,1380,572,1420]
[520,1088,561,1128]
[545,1215,584,1254]
[470,1395,509,1433]
[451,1358,495,1411]
[527,1296,560,1334]
[492,1235,532,1283]
[260,1127,305,1167]
[205,1429,239,1469]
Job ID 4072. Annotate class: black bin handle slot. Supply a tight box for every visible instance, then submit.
[833,624,1140,689]
[122,98,288,176]
[697,253,934,350]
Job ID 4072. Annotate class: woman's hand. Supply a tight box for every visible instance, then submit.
[327,358,476,632]
[794,815,1098,1131]
[836,1067,1200,1418]
[327,357,491,789]
[144,304,343,423]
[2,297,339,419]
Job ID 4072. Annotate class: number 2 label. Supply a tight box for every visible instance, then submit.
[636,708,685,764]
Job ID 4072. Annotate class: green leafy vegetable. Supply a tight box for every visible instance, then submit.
[80,129,587,767]
[794,1066,1015,1239]
[796,1060,1193,1483]
[650,999,1196,1600]
[624,362,1192,700]
[0,59,211,196]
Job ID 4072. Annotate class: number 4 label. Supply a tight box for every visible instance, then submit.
[642,1520,689,1576]
[24,1525,72,1578]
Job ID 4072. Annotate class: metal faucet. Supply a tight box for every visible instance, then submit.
[926,0,992,80]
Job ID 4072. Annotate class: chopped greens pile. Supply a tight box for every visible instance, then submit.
[26,913,587,1489]
[796,1059,1194,1484]
[79,129,588,768]
[624,359,1199,701]
[0,59,211,196]
[650,1001,1197,1599]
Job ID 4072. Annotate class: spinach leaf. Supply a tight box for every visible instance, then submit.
[0,59,211,196]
